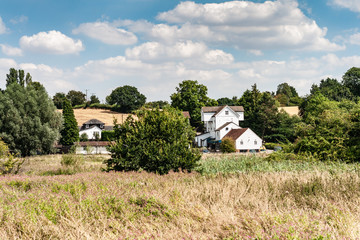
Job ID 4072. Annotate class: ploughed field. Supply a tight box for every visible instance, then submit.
[1,154,360,239]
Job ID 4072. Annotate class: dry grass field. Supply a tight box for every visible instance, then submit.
[278,106,299,116]
[57,108,132,126]
[1,154,360,239]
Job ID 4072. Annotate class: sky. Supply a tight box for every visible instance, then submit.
[1,0,360,102]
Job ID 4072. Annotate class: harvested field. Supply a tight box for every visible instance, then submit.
[278,106,299,116]
[57,108,132,126]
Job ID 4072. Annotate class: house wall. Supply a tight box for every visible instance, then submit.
[79,126,102,140]
[195,132,211,147]
[76,146,110,154]
[234,129,262,150]
[215,107,240,129]
[216,123,241,140]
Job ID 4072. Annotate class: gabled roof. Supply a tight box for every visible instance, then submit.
[79,125,102,132]
[202,105,244,113]
[216,122,239,131]
[224,128,249,140]
[83,119,105,125]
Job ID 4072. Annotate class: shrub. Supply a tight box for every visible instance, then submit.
[105,108,201,175]
[0,139,23,175]
[80,133,88,142]
[220,137,236,153]
[61,154,83,168]
[101,130,115,141]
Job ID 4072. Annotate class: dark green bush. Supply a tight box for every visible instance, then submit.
[101,130,115,141]
[105,108,201,175]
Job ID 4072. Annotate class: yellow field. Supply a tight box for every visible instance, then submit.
[278,106,299,116]
[57,108,132,126]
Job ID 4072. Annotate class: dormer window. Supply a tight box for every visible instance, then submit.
[100,124,104,129]
[86,124,89,129]
[225,127,229,131]
[225,110,229,115]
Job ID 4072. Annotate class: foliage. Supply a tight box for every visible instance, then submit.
[79,133,88,142]
[220,137,236,153]
[171,80,217,128]
[217,97,238,106]
[90,94,100,104]
[106,85,146,113]
[105,108,201,174]
[0,69,62,156]
[275,82,300,106]
[52,92,66,109]
[101,130,115,141]
[60,99,79,146]
[0,139,23,175]
[6,68,32,87]
[144,100,170,109]
[342,67,360,97]
[310,78,353,101]
[66,90,86,106]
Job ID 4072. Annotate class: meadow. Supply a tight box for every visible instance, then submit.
[1,154,360,239]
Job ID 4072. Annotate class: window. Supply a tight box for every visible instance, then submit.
[86,124,89,129]
[254,140,257,145]
[225,127,229,131]
[225,110,229,115]
[240,140,243,145]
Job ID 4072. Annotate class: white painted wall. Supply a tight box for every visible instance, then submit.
[79,126,102,140]
[216,123,241,140]
[234,129,262,150]
[195,132,211,147]
[76,146,110,154]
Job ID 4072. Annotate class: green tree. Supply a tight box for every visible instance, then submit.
[90,94,100,104]
[105,108,200,175]
[66,90,86,106]
[106,85,146,113]
[311,78,353,101]
[60,99,79,146]
[171,80,217,128]
[6,68,32,87]
[0,69,62,156]
[275,83,299,106]
[53,92,66,109]
[342,67,360,97]
[217,97,237,106]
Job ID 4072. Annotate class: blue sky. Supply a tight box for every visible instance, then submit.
[1,0,360,102]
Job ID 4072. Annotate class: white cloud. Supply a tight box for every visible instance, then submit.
[73,21,137,45]
[125,0,343,51]
[0,17,7,34]
[19,30,84,55]
[349,33,360,45]
[0,44,23,56]
[330,0,360,12]
[10,15,28,24]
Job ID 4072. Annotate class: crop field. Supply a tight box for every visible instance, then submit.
[57,109,132,126]
[1,154,360,239]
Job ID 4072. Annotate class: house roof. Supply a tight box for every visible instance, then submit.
[216,122,238,131]
[79,125,102,131]
[224,128,249,140]
[83,119,105,125]
[182,111,191,119]
[202,105,244,113]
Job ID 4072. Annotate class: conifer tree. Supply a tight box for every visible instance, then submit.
[60,99,79,145]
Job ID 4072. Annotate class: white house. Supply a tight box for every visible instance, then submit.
[223,128,262,151]
[195,105,262,151]
[79,119,112,140]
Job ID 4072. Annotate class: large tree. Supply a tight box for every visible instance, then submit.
[171,80,217,128]
[342,67,360,97]
[66,90,86,106]
[0,69,62,156]
[60,99,79,146]
[310,78,353,101]
[53,92,67,109]
[106,85,146,113]
[105,108,200,175]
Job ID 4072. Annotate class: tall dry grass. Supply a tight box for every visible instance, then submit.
[1,162,360,239]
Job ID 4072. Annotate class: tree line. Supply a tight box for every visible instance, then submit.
[1,67,360,164]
